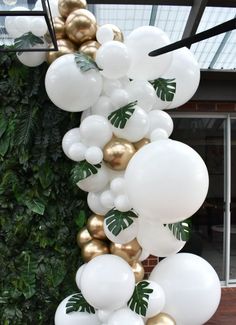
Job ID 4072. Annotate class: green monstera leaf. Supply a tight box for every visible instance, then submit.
[108,101,137,129]
[151,78,176,102]
[128,281,153,317]
[71,160,101,183]
[75,52,101,72]
[66,292,95,314]
[14,32,44,53]
[166,219,191,241]
[105,208,138,236]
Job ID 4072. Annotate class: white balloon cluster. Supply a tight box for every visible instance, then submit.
[55,254,221,325]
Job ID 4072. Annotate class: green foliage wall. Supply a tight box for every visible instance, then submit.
[0,54,88,324]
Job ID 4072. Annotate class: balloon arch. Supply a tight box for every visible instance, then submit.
[6,0,221,324]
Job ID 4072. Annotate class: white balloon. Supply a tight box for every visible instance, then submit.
[62,128,81,157]
[137,218,186,257]
[100,190,115,209]
[104,217,138,244]
[14,16,30,35]
[98,309,113,323]
[162,47,200,109]
[5,7,29,38]
[125,26,172,80]
[110,177,125,195]
[114,194,132,212]
[96,41,131,79]
[147,110,173,137]
[138,249,150,262]
[119,76,130,88]
[110,89,130,109]
[107,169,125,182]
[149,253,221,325]
[75,264,87,290]
[150,128,168,142]
[112,106,150,142]
[126,80,156,112]
[68,142,87,162]
[81,108,92,122]
[80,255,135,310]
[87,191,110,215]
[48,0,60,17]
[125,140,209,223]
[91,96,114,118]
[30,17,48,37]
[80,115,112,148]
[85,146,103,165]
[97,25,114,44]
[55,294,100,325]
[107,308,144,325]
[152,93,171,111]
[45,54,103,112]
[17,44,46,67]
[103,78,122,97]
[77,164,109,193]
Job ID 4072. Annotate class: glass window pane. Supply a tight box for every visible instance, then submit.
[231,119,236,281]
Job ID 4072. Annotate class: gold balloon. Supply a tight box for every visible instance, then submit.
[82,239,109,262]
[79,40,100,60]
[146,313,176,325]
[46,39,77,64]
[133,138,150,150]
[131,260,145,283]
[76,227,92,248]
[110,239,142,264]
[87,214,107,240]
[53,16,66,39]
[65,9,97,45]
[102,23,124,42]
[103,138,136,171]
[58,0,87,19]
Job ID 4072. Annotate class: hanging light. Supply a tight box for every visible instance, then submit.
[0,0,58,52]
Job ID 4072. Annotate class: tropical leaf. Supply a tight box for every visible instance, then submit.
[66,292,95,314]
[19,252,38,299]
[128,281,153,317]
[166,219,191,241]
[75,52,101,72]
[0,115,8,138]
[15,106,39,146]
[14,32,44,53]
[71,160,101,183]
[108,101,137,129]
[25,198,45,215]
[151,78,176,102]
[105,208,138,236]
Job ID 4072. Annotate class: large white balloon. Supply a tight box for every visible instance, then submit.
[54,294,100,325]
[162,47,200,109]
[80,115,113,148]
[147,110,173,138]
[137,218,186,257]
[75,264,87,290]
[80,255,135,310]
[149,253,221,325]
[125,140,209,223]
[112,106,150,142]
[62,128,81,158]
[126,80,156,112]
[45,54,103,112]
[107,308,144,325]
[96,41,131,79]
[77,164,109,193]
[125,26,172,80]
[87,191,110,215]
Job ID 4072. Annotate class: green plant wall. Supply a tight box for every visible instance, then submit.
[0,53,89,324]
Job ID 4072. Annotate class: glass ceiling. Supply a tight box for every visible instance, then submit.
[93,4,236,71]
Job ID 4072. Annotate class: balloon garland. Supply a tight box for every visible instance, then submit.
[6,0,221,324]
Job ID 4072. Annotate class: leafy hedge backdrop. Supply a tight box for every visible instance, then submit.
[0,53,89,324]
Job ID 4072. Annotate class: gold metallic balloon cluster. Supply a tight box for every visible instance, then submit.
[146,313,176,325]
[46,0,123,64]
[76,213,145,282]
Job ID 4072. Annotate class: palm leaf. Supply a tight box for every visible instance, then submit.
[15,106,39,146]
[166,219,191,241]
[75,52,101,72]
[105,208,138,236]
[14,32,44,54]
[108,101,137,129]
[128,281,153,317]
[24,198,45,216]
[151,78,176,102]
[71,160,101,183]
[66,292,95,314]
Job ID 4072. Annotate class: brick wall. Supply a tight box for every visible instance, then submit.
[176,101,236,112]
[142,255,158,278]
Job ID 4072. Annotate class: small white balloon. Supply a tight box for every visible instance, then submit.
[104,217,138,245]
[87,191,110,215]
[147,110,173,138]
[98,309,113,323]
[81,108,92,122]
[150,128,168,142]
[96,25,114,44]
[110,89,130,109]
[75,264,87,290]
[30,17,48,37]
[138,249,150,262]
[100,190,115,209]
[77,164,109,193]
[103,78,122,97]
[114,194,132,212]
[17,44,47,67]
[62,128,81,157]
[68,142,87,161]
[80,115,113,148]
[5,7,30,38]
[110,177,125,195]
[126,80,156,112]
[91,96,114,118]
[107,308,144,325]
[14,16,30,35]
[96,41,131,79]
[85,146,103,165]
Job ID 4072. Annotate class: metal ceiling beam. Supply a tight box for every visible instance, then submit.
[149,5,158,26]
[182,0,207,42]
[209,29,233,69]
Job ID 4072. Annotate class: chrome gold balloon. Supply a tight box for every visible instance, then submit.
[58,0,87,19]
[87,214,107,240]
[110,239,142,264]
[102,23,124,42]
[46,39,77,64]
[103,137,136,171]
[53,16,66,39]
[65,9,97,45]
[133,138,150,150]
[131,260,145,283]
[82,239,109,262]
[79,40,100,60]
[76,227,92,248]
[146,313,176,325]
